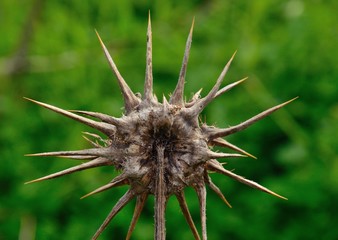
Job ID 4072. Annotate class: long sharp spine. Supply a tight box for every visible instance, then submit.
[209,97,299,139]
[214,77,248,99]
[81,174,128,199]
[189,51,237,116]
[170,18,195,106]
[126,193,148,240]
[143,12,154,103]
[206,159,288,200]
[25,148,110,158]
[92,190,134,240]
[25,157,110,184]
[175,191,201,240]
[71,110,125,127]
[24,98,115,136]
[206,176,232,208]
[210,138,257,159]
[95,30,140,113]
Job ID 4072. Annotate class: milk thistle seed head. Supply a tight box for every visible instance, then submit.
[26,14,296,240]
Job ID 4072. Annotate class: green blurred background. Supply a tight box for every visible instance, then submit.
[1,0,337,239]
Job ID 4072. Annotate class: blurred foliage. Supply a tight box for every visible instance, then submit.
[0,0,337,239]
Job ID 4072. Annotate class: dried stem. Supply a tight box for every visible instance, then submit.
[154,146,167,240]
[195,184,207,240]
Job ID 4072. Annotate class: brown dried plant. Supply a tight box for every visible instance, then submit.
[25,15,296,240]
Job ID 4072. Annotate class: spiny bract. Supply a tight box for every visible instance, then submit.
[26,15,295,240]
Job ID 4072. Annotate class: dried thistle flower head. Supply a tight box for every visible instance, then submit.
[26,15,296,240]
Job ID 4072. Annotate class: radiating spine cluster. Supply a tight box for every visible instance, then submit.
[26,14,296,240]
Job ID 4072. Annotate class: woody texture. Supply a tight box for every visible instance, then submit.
[26,15,296,240]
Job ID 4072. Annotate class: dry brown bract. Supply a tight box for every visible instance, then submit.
[26,15,296,240]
